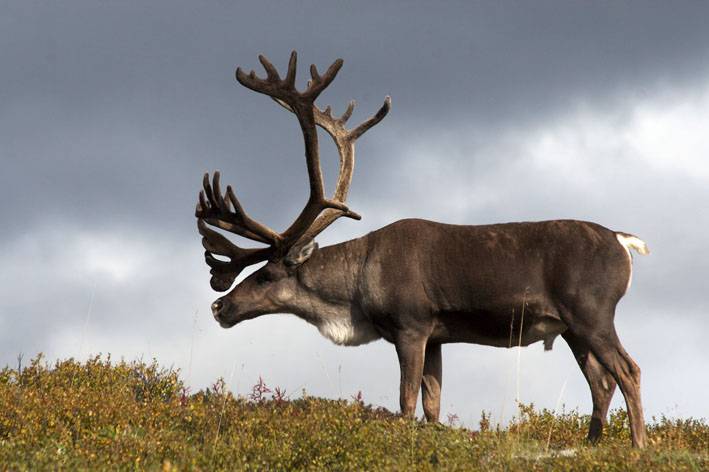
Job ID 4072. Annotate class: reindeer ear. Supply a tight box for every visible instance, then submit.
[284,240,318,267]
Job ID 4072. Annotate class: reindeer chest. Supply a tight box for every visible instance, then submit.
[315,317,381,346]
[300,300,381,346]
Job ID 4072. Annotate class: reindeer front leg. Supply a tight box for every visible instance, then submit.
[395,333,427,418]
[421,342,442,422]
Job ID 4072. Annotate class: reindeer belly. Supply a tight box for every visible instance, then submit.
[432,306,567,349]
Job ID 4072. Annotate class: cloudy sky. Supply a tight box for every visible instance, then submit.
[2,1,708,426]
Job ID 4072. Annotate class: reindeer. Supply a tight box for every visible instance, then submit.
[195,52,649,447]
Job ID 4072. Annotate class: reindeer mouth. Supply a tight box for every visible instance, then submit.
[218,319,237,329]
[216,311,260,328]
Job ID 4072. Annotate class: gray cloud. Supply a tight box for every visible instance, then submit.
[4,2,709,230]
[1,1,708,425]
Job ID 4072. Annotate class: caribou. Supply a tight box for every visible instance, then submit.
[196,52,650,447]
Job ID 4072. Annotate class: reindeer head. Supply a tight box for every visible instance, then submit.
[195,52,390,328]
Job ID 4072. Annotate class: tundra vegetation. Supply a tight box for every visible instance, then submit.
[0,356,706,471]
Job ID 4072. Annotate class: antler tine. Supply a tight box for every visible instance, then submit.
[339,100,355,124]
[196,171,281,245]
[258,54,281,81]
[349,96,392,141]
[284,50,297,87]
[224,185,282,243]
[309,64,321,83]
[211,172,226,211]
[305,59,343,99]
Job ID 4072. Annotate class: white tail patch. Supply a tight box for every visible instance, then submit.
[615,232,649,294]
[616,233,650,256]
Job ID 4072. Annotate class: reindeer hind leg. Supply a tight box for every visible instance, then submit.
[560,296,646,448]
[563,331,617,443]
[571,329,646,447]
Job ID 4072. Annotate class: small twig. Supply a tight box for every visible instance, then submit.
[16,353,23,383]
[514,289,529,444]
[515,289,528,406]
[508,308,515,349]
[498,307,517,429]
[546,379,568,452]
[338,364,342,398]
[71,281,97,390]
[409,420,416,467]
[315,351,336,394]
[78,280,97,362]
[186,310,199,386]
[213,361,237,450]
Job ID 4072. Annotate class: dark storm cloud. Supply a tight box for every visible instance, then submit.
[3,1,709,235]
[1,1,708,421]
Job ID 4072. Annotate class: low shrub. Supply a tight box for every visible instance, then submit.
[0,355,706,471]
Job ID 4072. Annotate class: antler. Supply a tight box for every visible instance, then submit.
[196,172,279,291]
[236,51,358,245]
[272,93,391,241]
[196,51,390,290]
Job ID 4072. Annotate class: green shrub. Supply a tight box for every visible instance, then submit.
[0,355,706,471]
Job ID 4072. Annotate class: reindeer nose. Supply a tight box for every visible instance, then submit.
[211,300,223,315]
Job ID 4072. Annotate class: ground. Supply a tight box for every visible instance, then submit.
[1,356,706,471]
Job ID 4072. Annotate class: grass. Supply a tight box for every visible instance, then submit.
[0,355,707,471]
